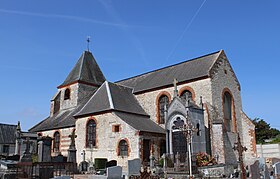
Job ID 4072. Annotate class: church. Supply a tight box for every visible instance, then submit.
[30,49,257,170]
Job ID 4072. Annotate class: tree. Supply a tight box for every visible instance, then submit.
[252,118,280,144]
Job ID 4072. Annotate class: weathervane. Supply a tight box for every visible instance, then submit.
[87,36,91,51]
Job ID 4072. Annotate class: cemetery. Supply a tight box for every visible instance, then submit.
[2,120,280,178]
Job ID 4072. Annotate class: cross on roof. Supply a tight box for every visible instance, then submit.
[87,36,91,51]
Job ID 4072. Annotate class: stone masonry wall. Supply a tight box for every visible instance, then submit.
[39,127,75,157]
[59,83,79,110]
[209,52,256,164]
[241,111,257,165]
[75,112,140,171]
[135,78,213,128]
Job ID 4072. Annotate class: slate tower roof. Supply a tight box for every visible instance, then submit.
[58,51,106,88]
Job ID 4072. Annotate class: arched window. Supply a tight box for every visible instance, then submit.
[158,95,169,124]
[223,92,232,131]
[64,88,71,100]
[53,131,60,152]
[196,123,200,136]
[118,139,128,157]
[180,90,192,105]
[86,120,96,148]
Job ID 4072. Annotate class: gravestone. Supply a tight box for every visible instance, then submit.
[38,136,52,162]
[274,162,280,176]
[53,153,64,162]
[128,158,141,177]
[20,137,33,162]
[106,160,117,168]
[107,166,122,179]
[249,160,260,179]
[79,150,89,173]
[95,158,107,170]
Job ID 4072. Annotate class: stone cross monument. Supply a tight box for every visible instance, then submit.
[20,137,33,162]
[233,133,247,179]
[67,130,77,163]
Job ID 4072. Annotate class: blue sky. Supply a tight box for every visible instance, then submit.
[0,0,279,131]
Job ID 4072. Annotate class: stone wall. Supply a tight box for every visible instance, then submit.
[257,144,280,159]
[134,78,212,127]
[59,83,79,110]
[241,111,257,165]
[209,53,244,164]
[39,127,74,156]
[75,112,140,171]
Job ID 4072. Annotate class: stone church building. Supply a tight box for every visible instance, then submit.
[30,49,257,169]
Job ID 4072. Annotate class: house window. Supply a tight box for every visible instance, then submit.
[118,139,128,157]
[158,95,169,124]
[180,90,192,105]
[64,88,71,100]
[2,145,9,153]
[113,125,120,132]
[223,91,232,131]
[53,131,60,152]
[86,120,96,148]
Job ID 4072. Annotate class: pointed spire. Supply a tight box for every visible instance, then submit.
[58,51,106,88]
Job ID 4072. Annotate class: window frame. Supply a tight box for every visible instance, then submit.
[64,88,71,100]
[86,119,97,148]
[118,139,128,157]
[53,131,60,152]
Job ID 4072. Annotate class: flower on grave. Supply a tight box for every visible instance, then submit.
[196,152,217,167]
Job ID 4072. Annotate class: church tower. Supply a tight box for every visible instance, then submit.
[50,51,106,116]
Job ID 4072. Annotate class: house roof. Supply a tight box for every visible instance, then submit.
[58,51,106,88]
[0,123,16,144]
[116,50,222,93]
[114,112,165,134]
[74,81,148,117]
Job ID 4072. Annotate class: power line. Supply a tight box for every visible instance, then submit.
[164,0,207,65]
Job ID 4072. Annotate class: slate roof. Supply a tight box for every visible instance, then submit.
[114,112,165,134]
[29,89,97,132]
[116,50,222,93]
[74,81,148,117]
[0,123,16,144]
[58,51,106,88]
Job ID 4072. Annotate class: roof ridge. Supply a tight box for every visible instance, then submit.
[115,50,221,83]
[208,50,224,75]
[105,81,115,109]
[78,51,86,81]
